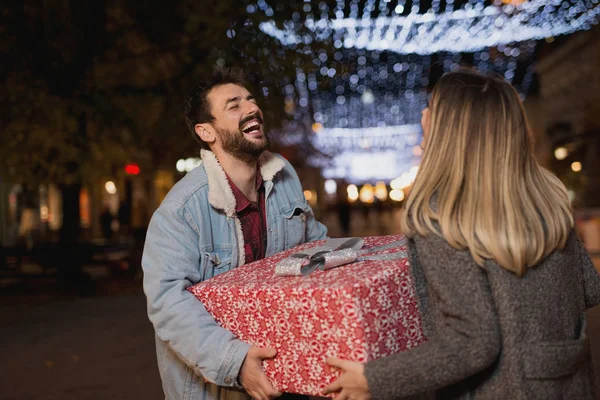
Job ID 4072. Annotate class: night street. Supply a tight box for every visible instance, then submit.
[2,210,600,399]
[2,1,600,398]
[1,292,162,400]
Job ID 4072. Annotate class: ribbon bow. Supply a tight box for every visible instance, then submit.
[275,237,408,277]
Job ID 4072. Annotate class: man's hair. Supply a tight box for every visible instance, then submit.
[184,67,248,150]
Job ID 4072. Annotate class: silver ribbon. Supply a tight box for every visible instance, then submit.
[274,237,364,277]
[275,237,408,277]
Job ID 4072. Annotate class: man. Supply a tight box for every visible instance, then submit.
[142,67,327,400]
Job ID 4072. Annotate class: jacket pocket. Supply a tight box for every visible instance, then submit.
[282,203,309,248]
[202,248,233,280]
[522,315,589,380]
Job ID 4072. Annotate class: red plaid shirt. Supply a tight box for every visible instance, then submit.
[226,171,267,265]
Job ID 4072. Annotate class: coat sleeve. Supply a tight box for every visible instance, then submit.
[363,233,501,399]
[142,201,250,387]
[574,231,600,309]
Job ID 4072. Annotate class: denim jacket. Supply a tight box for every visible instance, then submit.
[142,150,327,400]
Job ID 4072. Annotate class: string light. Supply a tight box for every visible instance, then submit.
[359,183,375,203]
[324,179,337,195]
[375,181,388,201]
[303,190,313,201]
[260,0,600,54]
[104,181,117,194]
[347,184,359,202]
[389,188,405,202]
[245,0,598,183]
[177,158,202,173]
[176,159,186,173]
[554,147,568,160]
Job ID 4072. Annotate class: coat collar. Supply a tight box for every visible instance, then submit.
[200,149,286,217]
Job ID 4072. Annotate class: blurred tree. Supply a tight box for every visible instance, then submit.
[1,0,322,286]
[1,0,137,286]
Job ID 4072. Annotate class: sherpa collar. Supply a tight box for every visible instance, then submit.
[200,149,286,217]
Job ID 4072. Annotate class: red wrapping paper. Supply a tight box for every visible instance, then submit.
[188,235,425,396]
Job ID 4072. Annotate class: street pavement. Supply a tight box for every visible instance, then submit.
[2,209,600,399]
[0,292,162,400]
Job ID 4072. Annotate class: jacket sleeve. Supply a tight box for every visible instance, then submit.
[574,231,600,309]
[363,233,501,399]
[142,201,250,387]
[305,206,328,242]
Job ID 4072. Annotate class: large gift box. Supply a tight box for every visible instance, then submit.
[187,235,425,396]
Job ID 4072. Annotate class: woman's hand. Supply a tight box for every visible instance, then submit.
[322,358,372,400]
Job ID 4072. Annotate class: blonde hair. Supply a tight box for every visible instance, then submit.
[401,70,573,276]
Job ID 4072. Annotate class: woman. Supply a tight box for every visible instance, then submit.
[323,70,600,399]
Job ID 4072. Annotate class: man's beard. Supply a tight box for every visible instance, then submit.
[217,126,269,163]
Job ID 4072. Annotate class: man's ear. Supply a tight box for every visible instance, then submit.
[195,123,216,145]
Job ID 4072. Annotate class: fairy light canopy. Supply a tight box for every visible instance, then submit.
[259,0,600,55]
[244,0,599,183]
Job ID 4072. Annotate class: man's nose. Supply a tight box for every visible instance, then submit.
[244,100,260,116]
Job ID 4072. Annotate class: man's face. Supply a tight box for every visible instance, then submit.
[207,83,268,162]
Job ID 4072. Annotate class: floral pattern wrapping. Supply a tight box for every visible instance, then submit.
[187,235,425,396]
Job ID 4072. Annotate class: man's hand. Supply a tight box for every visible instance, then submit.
[239,346,282,400]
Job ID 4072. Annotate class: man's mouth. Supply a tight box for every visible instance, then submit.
[241,118,262,136]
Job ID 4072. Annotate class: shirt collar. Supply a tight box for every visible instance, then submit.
[226,169,263,213]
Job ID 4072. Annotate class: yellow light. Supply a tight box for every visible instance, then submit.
[347,184,359,202]
[185,157,201,172]
[304,190,317,205]
[359,184,375,204]
[389,189,405,202]
[40,206,49,221]
[554,147,568,160]
[284,98,296,115]
[408,167,419,185]
[105,181,117,194]
[412,146,423,157]
[312,122,323,133]
[391,171,414,190]
[375,181,388,201]
[571,161,582,172]
[176,159,186,172]
[303,190,313,201]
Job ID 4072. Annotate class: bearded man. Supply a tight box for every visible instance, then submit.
[142,67,327,400]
